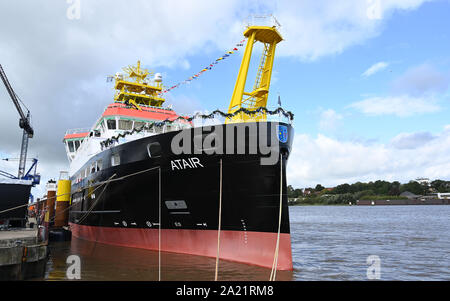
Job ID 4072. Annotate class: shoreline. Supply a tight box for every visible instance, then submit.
[289,198,449,206]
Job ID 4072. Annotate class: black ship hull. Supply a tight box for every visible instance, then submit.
[69,121,294,270]
[0,180,32,223]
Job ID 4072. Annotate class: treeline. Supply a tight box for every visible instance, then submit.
[287,179,450,205]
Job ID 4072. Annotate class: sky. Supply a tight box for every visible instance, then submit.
[0,0,449,197]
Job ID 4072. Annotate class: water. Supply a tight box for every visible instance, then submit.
[42,205,450,281]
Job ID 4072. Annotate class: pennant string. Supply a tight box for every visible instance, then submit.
[158,38,247,96]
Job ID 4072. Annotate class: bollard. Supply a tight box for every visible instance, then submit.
[54,171,71,228]
[45,180,57,225]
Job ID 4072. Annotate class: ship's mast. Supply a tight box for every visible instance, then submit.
[227,17,283,123]
[113,60,165,110]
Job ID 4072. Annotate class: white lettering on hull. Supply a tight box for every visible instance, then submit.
[171,157,204,170]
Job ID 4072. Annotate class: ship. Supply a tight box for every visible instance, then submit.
[65,24,294,270]
[0,159,40,228]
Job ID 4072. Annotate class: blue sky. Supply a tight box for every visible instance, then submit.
[1,0,449,195]
[160,1,450,142]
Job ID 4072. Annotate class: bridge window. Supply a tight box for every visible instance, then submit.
[74,140,80,151]
[107,119,117,130]
[68,141,75,152]
[118,119,132,130]
[100,121,107,133]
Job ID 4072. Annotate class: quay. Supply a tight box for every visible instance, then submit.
[0,228,48,280]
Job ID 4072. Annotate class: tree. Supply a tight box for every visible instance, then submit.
[332,183,351,194]
[287,185,296,198]
[315,184,325,192]
[431,180,450,193]
[388,181,401,196]
[400,181,426,195]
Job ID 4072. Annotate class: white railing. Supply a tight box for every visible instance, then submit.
[245,14,281,29]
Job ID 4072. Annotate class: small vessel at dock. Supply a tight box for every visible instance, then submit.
[65,22,294,270]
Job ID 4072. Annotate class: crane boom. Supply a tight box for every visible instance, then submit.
[0,64,34,178]
[0,65,33,136]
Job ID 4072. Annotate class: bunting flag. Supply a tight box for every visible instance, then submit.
[159,39,247,95]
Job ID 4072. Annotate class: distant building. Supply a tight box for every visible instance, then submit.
[438,193,450,200]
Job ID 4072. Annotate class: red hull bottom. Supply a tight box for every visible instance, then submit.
[69,223,293,270]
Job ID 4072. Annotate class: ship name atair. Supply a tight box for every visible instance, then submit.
[170,157,204,170]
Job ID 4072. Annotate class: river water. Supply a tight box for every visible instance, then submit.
[42,205,450,281]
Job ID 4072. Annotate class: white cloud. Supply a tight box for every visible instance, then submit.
[362,61,389,77]
[349,95,440,117]
[272,0,431,60]
[319,109,343,131]
[287,125,450,188]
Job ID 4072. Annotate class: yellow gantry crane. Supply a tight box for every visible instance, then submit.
[227,25,283,123]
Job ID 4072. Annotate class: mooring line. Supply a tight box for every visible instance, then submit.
[215,158,223,281]
[158,166,161,282]
[0,167,159,219]
[270,154,283,281]
[77,174,117,225]
[47,174,115,225]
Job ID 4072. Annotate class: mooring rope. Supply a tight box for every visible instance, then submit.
[270,154,283,281]
[0,188,76,215]
[77,174,117,225]
[0,167,159,219]
[158,167,161,282]
[214,158,223,281]
[52,167,160,225]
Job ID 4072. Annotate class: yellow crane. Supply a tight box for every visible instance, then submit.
[227,24,283,123]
